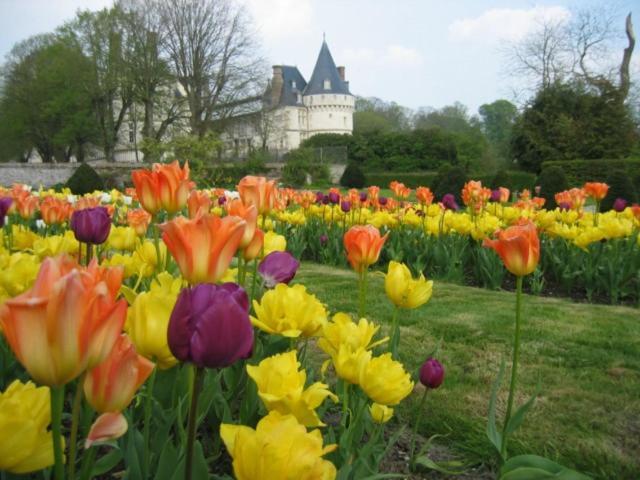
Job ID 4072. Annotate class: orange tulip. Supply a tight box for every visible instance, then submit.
[132,161,191,215]
[84,334,154,413]
[40,197,72,225]
[14,192,39,219]
[584,182,609,201]
[416,187,434,205]
[126,208,152,236]
[237,176,277,215]
[343,225,389,273]
[187,190,212,219]
[631,204,640,221]
[367,186,380,201]
[226,199,258,248]
[498,187,510,204]
[242,228,264,261]
[160,214,246,284]
[483,219,540,277]
[0,256,127,386]
[85,412,128,448]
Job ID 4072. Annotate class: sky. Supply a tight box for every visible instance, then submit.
[1,0,638,114]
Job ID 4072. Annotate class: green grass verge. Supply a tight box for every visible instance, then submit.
[296,263,640,479]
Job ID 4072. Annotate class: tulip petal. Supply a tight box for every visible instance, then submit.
[85,412,128,448]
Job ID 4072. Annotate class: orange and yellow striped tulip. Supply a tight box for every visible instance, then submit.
[226,199,258,249]
[40,197,71,225]
[126,208,152,236]
[237,176,277,215]
[132,161,191,215]
[187,190,212,219]
[343,225,388,273]
[483,219,540,277]
[584,182,609,201]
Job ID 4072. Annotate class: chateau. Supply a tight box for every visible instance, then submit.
[221,39,355,158]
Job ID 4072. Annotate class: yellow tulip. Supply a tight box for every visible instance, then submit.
[246,351,337,426]
[384,261,433,309]
[330,345,372,385]
[0,252,40,297]
[359,353,413,406]
[131,240,166,277]
[32,231,79,259]
[221,410,337,480]
[125,272,181,369]
[262,231,287,257]
[251,284,327,338]
[318,312,387,358]
[102,253,137,279]
[107,226,138,251]
[11,225,39,250]
[0,380,56,474]
[219,267,238,283]
[369,403,394,424]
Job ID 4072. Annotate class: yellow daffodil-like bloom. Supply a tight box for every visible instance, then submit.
[107,226,138,251]
[262,231,287,257]
[385,261,433,309]
[251,283,327,338]
[359,353,413,406]
[11,225,39,250]
[318,312,387,357]
[102,253,137,279]
[130,240,166,277]
[125,272,182,369]
[330,345,372,384]
[276,210,307,226]
[221,410,337,480]
[0,380,56,474]
[369,403,394,424]
[246,351,337,426]
[33,231,79,259]
[0,252,40,298]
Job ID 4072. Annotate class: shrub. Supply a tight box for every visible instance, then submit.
[632,171,640,198]
[66,163,104,195]
[537,166,568,208]
[340,163,366,188]
[601,170,638,211]
[244,150,270,174]
[490,170,512,189]
[541,159,640,186]
[281,148,330,187]
[365,172,438,189]
[433,165,467,202]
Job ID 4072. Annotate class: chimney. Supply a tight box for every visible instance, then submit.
[271,66,283,106]
[337,66,345,81]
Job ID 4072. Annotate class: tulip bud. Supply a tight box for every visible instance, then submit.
[378,196,388,206]
[340,200,351,213]
[613,198,627,212]
[490,190,501,202]
[322,195,330,205]
[218,195,227,206]
[168,283,254,368]
[70,207,111,245]
[319,234,328,246]
[558,202,572,211]
[328,192,340,205]
[315,191,324,204]
[359,192,367,203]
[258,251,300,288]
[0,197,12,227]
[419,358,444,389]
[441,194,459,211]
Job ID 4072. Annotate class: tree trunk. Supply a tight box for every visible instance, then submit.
[620,13,635,100]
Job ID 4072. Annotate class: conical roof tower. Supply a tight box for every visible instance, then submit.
[303,40,351,96]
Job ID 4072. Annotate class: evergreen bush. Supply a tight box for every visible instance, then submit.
[65,162,104,195]
[537,166,568,208]
[601,169,638,211]
[340,163,366,188]
[433,165,467,203]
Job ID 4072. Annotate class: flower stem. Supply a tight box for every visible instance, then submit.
[341,381,350,428]
[142,366,157,479]
[390,306,400,359]
[249,258,259,301]
[185,366,204,480]
[78,447,96,480]
[410,388,429,470]
[501,275,523,458]
[51,385,66,480]
[358,269,368,318]
[68,377,85,480]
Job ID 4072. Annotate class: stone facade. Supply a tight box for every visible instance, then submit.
[0,162,137,188]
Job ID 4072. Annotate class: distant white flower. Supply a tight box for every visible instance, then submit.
[123,196,132,206]
[67,195,77,204]
[101,193,112,203]
[225,190,240,200]
[36,219,46,230]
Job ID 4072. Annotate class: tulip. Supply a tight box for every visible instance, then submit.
[15,193,39,219]
[84,334,154,414]
[369,403,394,424]
[0,380,56,474]
[378,196,388,206]
[226,198,258,248]
[321,194,330,205]
[262,230,287,257]
[483,219,540,277]
[258,251,300,288]
[160,214,246,285]
[40,197,71,225]
[340,200,351,213]
[419,358,445,389]
[187,190,212,218]
[0,196,12,227]
[70,207,111,245]
[343,225,388,273]
[416,187,434,206]
[328,191,340,204]
[490,189,501,202]
[612,198,627,213]
[246,351,337,426]
[221,411,337,480]
[359,353,413,406]
[237,175,277,215]
[107,226,138,252]
[241,228,264,261]
[584,182,609,201]
[85,412,128,448]
[441,193,459,211]
[318,312,387,359]
[132,160,191,215]
[127,208,152,236]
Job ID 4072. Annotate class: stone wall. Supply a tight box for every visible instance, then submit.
[0,162,139,188]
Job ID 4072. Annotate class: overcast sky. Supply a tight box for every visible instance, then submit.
[1,0,637,114]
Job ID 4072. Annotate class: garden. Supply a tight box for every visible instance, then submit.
[0,163,639,480]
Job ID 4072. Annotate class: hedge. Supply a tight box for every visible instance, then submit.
[541,159,640,187]
[365,170,536,192]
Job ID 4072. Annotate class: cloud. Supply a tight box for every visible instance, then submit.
[341,45,423,68]
[448,6,571,43]
[242,0,313,41]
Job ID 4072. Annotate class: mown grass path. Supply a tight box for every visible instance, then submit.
[296,263,640,479]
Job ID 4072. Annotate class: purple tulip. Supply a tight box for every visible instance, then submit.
[328,192,340,205]
[359,192,367,203]
[218,196,227,206]
[490,190,501,202]
[319,234,329,246]
[315,191,324,204]
[0,197,13,228]
[168,283,254,368]
[419,358,444,389]
[341,200,351,213]
[379,196,388,206]
[612,198,627,212]
[322,194,330,205]
[558,202,571,211]
[258,251,300,288]
[441,194,459,211]
[70,207,111,245]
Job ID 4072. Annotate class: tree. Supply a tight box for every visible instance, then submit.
[159,0,264,138]
[479,99,518,162]
[354,96,411,132]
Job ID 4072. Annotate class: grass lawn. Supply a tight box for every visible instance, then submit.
[296,263,640,479]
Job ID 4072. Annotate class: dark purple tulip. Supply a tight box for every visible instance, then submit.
[341,200,351,213]
[0,197,13,228]
[613,198,627,212]
[490,190,501,202]
[168,283,254,368]
[218,196,227,206]
[419,358,444,389]
[328,192,340,205]
[322,194,330,205]
[558,202,572,211]
[315,191,324,204]
[70,207,111,244]
[378,196,388,206]
[359,192,367,203]
[441,194,459,211]
[319,234,329,246]
[258,251,300,288]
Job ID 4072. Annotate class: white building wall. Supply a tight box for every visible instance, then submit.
[303,94,354,136]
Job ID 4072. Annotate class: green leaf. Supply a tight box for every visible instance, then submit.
[500,454,592,480]
[487,358,505,457]
[505,391,538,437]
[153,441,178,480]
[413,455,467,475]
[91,449,123,477]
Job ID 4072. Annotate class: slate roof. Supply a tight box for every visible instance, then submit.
[303,40,351,96]
[277,66,307,106]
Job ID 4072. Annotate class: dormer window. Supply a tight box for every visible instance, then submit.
[297,93,302,103]
[323,79,331,90]
[291,80,296,89]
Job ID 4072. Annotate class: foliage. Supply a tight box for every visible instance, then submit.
[511,82,638,172]
[537,166,569,208]
[432,165,468,202]
[244,149,270,174]
[339,163,366,188]
[490,170,512,190]
[479,100,518,162]
[601,169,638,210]
[281,148,330,187]
[366,172,438,189]
[541,158,640,186]
[65,163,105,195]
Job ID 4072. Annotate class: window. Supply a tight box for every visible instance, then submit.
[291,80,296,88]
[128,123,135,144]
[297,93,302,103]
[323,79,331,90]
[344,116,347,126]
